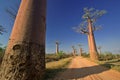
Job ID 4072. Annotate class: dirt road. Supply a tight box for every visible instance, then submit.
[54,57,120,80]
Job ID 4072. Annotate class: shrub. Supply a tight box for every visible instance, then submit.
[99,52,120,61]
[82,52,90,58]
[45,52,72,63]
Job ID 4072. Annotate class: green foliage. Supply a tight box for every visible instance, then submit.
[44,58,72,80]
[57,51,65,59]
[98,58,120,72]
[96,52,120,72]
[99,52,120,61]
[45,54,59,62]
[45,53,72,63]
[82,52,90,58]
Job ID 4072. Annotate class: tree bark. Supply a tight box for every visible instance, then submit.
[87,18,99,60]
[0,0,46,80]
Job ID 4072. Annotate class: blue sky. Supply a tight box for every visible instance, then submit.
[0,0,120,54]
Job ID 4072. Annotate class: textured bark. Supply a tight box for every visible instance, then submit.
[0,43,45,80]
[87,34,91,54]
[0,0,46,80]
[87,18,99,60]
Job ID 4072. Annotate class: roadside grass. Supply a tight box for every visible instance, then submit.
[43,57,72,80]
[97,58,120,72]
[81,55,120,72]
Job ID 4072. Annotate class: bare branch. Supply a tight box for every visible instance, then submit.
[92,25,102,31]
[73,8,107,35]
[6,8,17,20]
[6,2,20,20]
[0,25,6,35]
[82,7,107,23]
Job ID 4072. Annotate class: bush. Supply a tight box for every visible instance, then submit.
[45,52,72,63]
[99,52,120,61]
[82,52,90,58]
[45,54,59,62]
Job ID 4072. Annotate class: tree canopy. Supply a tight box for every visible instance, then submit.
[73,7,107,34]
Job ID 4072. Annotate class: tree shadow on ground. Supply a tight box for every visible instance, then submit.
[44,64,110,80]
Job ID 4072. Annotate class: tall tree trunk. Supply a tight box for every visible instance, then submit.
[72,47,76,57]
[56,42,59,55]
[87,18,99,60]
[87,35,91,55]
[0,0,46,80]
[80,48,82,56]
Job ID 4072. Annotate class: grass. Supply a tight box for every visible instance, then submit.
[43,57,72,80]
[45,54,72,63]
[81,54,120,72]
[97,58,120,72]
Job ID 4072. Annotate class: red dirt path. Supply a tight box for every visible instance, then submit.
[54,57,120,80]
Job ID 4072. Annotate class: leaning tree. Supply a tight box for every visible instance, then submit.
[0,0,46,80]
[73,8,106,60]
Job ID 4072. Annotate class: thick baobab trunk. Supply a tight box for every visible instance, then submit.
[87,35,91,54]
[0,0,46,80]
[87,18,99,60]
[55,41,59,54]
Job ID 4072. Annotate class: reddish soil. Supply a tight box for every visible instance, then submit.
[54,57,120,80]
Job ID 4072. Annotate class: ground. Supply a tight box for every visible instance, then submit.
[54,57,120,80]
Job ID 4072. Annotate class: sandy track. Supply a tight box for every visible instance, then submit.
[54,57,120,80]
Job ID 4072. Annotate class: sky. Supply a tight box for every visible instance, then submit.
[0,0,120,54]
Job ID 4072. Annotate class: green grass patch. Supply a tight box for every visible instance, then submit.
[43,57,72,80]
[97,58,120,72]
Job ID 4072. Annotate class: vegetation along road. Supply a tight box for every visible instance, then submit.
[54,57,120,80]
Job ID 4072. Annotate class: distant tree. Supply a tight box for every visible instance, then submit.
[72,46,76,57]
[78,44,83,56]
[55,41,60,55]
[73,8,106,60]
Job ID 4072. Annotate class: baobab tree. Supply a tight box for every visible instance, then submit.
[72,46,76,57]
[73,8,106,60]
[0,0,46,80]
[55,41,59,54]
[78,44,83,56]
